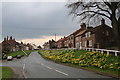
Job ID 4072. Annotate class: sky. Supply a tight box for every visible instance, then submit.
[1,0,112,47]
[2,1,80,46]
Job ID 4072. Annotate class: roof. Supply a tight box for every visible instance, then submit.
[76,30,86,37]
[70,28,82,35]
[56,38,65,42]
[90,24,112,33]
[2,40,19,46]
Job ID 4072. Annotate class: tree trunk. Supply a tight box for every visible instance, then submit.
[110,2,120,50]
[111,17,120,50]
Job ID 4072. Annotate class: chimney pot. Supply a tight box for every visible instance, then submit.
[81,23,86,30]
[101,18,105,25]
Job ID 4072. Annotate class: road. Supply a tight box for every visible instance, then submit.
[2,51,117,79]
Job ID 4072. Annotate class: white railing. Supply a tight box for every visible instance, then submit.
[82,48,120,56]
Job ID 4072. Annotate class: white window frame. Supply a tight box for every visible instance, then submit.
[85,41,87,47]
[89,40,92,47]
[88,32,91,37]
[106,31,109,36]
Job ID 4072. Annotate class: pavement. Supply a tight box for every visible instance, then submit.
[1,51,118,79]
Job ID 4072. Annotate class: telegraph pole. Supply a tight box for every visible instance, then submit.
[55,34,56,41]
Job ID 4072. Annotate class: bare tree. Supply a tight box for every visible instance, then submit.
[67,0,120,50]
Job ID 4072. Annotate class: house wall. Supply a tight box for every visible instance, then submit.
[94,25,114,48]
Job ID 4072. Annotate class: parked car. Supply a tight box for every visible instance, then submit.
[13,55,17,58]
[16,55,22,59]
[7,56,13,61]
[21,55,24,57]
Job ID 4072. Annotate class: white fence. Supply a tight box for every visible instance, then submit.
[82,48,120,56]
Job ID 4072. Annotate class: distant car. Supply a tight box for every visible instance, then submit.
[16,55,22,59]
[21,55,24,57]
[7,56,13,61]
[13,55,17,58]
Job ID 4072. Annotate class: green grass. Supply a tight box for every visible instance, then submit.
[38,49,120,78]
[0,66,13,79]
[74,50,89,58]
[7,51,24,57]
[6,50,36,57]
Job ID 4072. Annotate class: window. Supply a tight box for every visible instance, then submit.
[76,37,79,41]
[85,32,91,38]
[89,40,92,47]
[85,33,88,38]
[106,31,109,36]
[85,41,87,47]
[80,42,82,49]
[88,32,91,37]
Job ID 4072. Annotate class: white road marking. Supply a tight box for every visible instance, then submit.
[23,64,25,70]
[55,69,69,76]
[41,63,44,65]
[46,66,52,69]
[23,70,27,78]
[22,50,27,55]
[23,64,27,78]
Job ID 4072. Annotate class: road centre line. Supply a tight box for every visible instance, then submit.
[38,62,68,75]
[41,63,44,65]
[45,66,52,69]
[23,64,27,78]
[23,64,25,70]
[55,69,69,76]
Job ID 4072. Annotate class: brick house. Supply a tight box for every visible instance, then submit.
[56,23,87,49]
[56,38,65,49]
[63,36,69,48]
[43,39,56,49]
[2,36,19,53]
[68,23,87,48]
[19,42,34,51]
[75,19,115,49]
[75,30,87,49]
[1,36,35,54]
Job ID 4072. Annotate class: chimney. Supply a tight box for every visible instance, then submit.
[21,42,23,44]
[7,36,8,41]
[81,23,86,30]
[10,36,12,40]
[101,18,105,25]
[4,37,6,41]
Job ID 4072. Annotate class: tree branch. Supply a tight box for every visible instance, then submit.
[96,4,111,15]
[77,11,110,19]
[104,2,111,9]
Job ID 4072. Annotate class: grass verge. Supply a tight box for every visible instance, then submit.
[0,66,13,79]
[6,50,36,57]
[38,49,120,78]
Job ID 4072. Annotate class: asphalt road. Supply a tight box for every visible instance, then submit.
[1,51,118,79]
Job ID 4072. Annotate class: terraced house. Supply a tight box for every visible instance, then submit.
[75,19,115,49]
[55,18,115,49]
[43,39,56,49]
[2,36,34,54]
[2,36,19,53]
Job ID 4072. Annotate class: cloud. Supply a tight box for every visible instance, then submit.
[2,0,67,2]
[2,2,79,41]
[17,35,63,47]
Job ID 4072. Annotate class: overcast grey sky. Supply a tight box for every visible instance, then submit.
[1,1,111,46]
[2,2,79,39]
[2,2,80,43]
